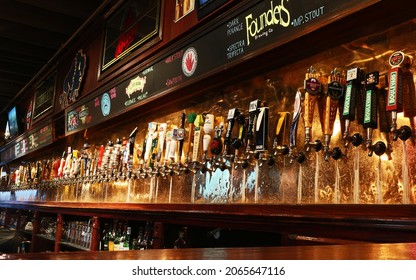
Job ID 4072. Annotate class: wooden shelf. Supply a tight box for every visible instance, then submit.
[2,201,416,243]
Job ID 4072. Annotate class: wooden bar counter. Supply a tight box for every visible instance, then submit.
[2,243,416,260]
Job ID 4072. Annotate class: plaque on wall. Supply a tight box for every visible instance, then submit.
[59,50,87,110]
[33,72,56,121]
[101,0,161,72]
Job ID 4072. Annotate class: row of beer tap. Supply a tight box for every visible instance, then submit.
[9,51,416,189]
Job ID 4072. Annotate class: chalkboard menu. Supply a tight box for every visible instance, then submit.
[66,0,373,135]
[0,122,53,163]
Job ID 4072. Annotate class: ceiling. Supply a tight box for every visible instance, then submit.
[0,0,107,135]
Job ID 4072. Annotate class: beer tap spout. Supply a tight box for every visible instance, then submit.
[367,141,387,157]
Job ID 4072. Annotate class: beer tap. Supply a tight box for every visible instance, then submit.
[200,114,214,174]
[303,66,323,152]
[63,146,73,178]
[323,68,345,161]
[144,122,158,176]
[271,112,290,166]
[186,113,197,165]
[254,104,270,165]
[190,114,204,173]
[163,128,174,176]
[126,127,138,180]
[342,67,365,148]
[289,90,306,163]
[363,71,387,157]
[242,99,261,168]
[173,113,186,174]
[149,125,160,177]
[34,160,42,185]
[156,123,167,163]
[24,162,33,185]
[386,51,413,142]
[210,120,224,172]
[231,113,247,168]
[154,123,167,177]
[221,108,240,170]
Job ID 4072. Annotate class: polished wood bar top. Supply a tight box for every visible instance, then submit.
[2,243,416,260]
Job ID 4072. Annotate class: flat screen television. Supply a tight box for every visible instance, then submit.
[7,106,20,138]
[196,0,228,19]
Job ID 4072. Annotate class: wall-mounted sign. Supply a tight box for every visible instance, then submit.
[33,72,56,121]
[0,122,53,163]
[59,50,87,110]
[26,98,33,131]
[66,0,373,135]
[101,0,161,72]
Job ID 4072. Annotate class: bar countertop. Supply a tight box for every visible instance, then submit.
[2,242,416,260]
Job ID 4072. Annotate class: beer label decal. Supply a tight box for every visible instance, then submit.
[327,80,344,100]
[126,75,147,98]
[364,90,372,124]
[101,93,111,117]
[389,51,405,67]
[182,47,198,77]
[305,77,321,95]
[343,84,352,116]
[388,71,397,106]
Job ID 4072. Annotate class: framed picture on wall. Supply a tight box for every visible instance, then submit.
[174,0,195,22]
[101,0,162,73]
[33,72,57,122]
[196,0,228,19]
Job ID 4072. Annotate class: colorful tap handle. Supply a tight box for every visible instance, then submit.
[342,68,364,143]
[186,113,197,161]
[386,51,410,113]
[210,123,224,156]
[323,68,345,153]
[255,106,269,152]
[290,90,302,150]
[156,123,167,163]
[165,129,174,163]
[363,71,379,153]
[225,108,239,146]
[192,115,204,162]
[246,99,261,152]
[145,122,158,164]
[177,113,186,162]
[26,162,32,182]
[202,134,212,158]
[128,127,138,157]
[303,66,322,145]
[149,133,159,170]
[224,108,239,157]
[363,72,379,130]
[231,113,246,152]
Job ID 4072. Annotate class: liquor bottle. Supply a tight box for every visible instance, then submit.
[134,226,144,250]
[108,225,115,251]
[113,223,123,251]
[100,223,110,251]
[173,226,190,249]
[140,222,153,250]
[123,226,132,250]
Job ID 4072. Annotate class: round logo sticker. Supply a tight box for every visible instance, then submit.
[182,47,198,77]
[101,93,111,116]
